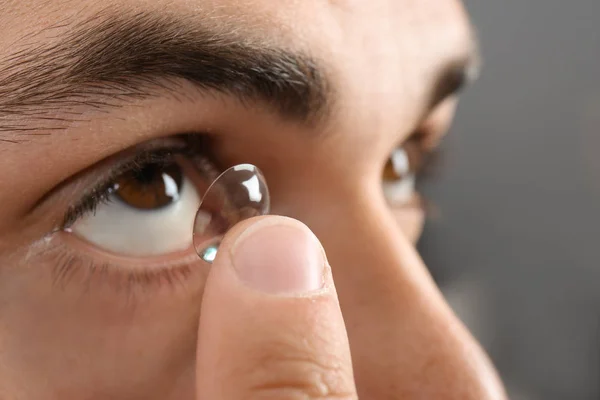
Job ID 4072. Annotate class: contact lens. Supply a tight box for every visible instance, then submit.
[193,164,270,263]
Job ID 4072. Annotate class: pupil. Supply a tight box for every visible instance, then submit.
[114,162,184,210]
[133,164,162,185]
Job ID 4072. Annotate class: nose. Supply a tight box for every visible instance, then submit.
[297,187,506,399]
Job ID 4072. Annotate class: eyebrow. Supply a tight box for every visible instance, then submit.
[429,54,480,111]
[0,10,481,145]
[427,24,482,113]
[0,11,330,140]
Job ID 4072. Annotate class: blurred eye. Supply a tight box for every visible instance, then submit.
[382,139,424,206]
[69,154,209,257]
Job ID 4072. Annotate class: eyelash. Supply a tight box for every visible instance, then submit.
[46,241,200,292]
[415,146,442,182]
[60,135,216,230]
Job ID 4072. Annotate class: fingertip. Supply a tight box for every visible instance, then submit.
[214,215,329,296]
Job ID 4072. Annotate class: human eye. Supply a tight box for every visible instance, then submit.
[381,136,427,207]
[381,134,440,241]
[43,134,222,292]
[64,139,212,257]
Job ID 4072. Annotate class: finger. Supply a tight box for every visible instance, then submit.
[196,216,357,399]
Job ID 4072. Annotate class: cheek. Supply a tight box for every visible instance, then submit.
[0,250,203,399]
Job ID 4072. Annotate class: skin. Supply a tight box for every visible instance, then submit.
[0,0,506,399]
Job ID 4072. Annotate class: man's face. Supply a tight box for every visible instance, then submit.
[0,0,503,398]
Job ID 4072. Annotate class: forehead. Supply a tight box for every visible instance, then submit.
[1,0,466,27]
[1,0,472,71]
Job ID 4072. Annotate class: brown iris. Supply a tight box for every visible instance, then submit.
[113,162,183,210]
[382,139,423,181]
[383,157,403,181]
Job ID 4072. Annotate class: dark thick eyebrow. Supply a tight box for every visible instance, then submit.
[428,31,482,112]
[0,11,330,140]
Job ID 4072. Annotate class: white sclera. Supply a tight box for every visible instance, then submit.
[193,164,270,263]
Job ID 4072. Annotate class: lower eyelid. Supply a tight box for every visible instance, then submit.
[32,233,208,299]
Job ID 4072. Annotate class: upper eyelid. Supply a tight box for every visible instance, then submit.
[35,134,209,231]
[63,137,214,228]
[59,151,179,229]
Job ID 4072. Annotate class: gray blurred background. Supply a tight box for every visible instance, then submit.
[417,1,600,399]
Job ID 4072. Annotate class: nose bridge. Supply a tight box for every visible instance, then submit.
[300,185,443,312]
[292,188,503,398]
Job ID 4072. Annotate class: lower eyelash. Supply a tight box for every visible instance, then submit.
[32,236,206,300]
[415,147,443,182]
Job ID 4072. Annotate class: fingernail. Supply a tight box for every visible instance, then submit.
[231,218,325,295]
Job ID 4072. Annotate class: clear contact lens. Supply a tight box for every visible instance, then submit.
[193,164,270,263]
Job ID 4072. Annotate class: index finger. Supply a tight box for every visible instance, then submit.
[195,216,358,399]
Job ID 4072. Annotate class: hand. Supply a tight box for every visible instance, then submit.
[195,216,358,399]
